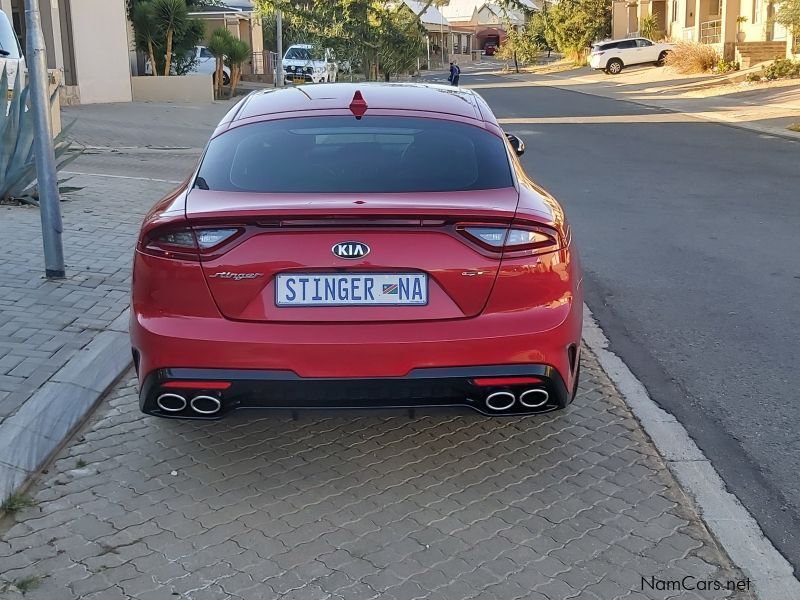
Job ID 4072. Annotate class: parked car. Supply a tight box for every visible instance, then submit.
[484,42,497,56]
[145,46,231,85]
[282,43,337,84]
[131,83,583,420]
[589,37,674,74]
[191,45,231,86]
[0,9,25,98]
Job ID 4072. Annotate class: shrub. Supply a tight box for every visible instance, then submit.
[745,71,762,82]
[762,58,800,80]
[1,67,79,204]
[663,41,718,73]
[639,14,659,41]
[715,58,739,74]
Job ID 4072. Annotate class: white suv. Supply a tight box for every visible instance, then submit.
[589,37,674,74]
[282,44,337,84]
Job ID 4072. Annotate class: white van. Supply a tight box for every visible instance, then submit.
[0,9,25,97]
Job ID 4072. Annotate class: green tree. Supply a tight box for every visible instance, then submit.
[208,27,234,97]
[253,0,432,81]
[226,38,251,97]
[775,0,800,52]
[548,0,611,61]
[495,21,545,70]
[128,0,205,76]
[376,4,425,80]
[132,1,160,76]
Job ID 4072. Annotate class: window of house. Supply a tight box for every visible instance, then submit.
[709,0,721,16]
[753,0,761,23]
[672,0,678,21]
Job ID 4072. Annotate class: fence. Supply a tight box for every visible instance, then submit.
[251,51,278,77]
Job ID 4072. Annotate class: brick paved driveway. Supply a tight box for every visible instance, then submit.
[0,349,750,600]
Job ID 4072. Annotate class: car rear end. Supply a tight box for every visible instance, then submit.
[131,87,582,419]
[589,42,610,70]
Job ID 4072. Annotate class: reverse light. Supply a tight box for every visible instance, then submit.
[459,225,561,255]
[142,227,241,260]
[196,228,240,249]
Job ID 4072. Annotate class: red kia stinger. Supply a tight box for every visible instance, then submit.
[130,83,583,419]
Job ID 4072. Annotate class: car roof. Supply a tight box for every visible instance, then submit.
[228,83,490,124]
[597,37,650,44]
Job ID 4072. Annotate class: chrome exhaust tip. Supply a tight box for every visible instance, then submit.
[190,395,222,415]
[519,389,549,409]
[485,391,516,411]
[156,393,187,413]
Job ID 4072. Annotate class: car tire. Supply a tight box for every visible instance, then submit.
[222,72,231,86]
[606,58,623,75]
[657,51,669,66]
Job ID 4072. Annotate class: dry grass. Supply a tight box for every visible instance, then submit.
[788,123,800,133]
[664,41,718,74]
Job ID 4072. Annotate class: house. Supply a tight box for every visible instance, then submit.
[402,0,475,67]
[440,0,541,52]
[1,0,132,104]
[612,0,798,62]
[188,0,264,75]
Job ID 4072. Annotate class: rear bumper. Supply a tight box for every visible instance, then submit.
[139,363,574,419]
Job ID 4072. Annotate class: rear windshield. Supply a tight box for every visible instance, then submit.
[0,13,22,59]
[196,116,514,193]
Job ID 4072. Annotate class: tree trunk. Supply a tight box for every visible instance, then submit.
[164,28,174,76]
[229,65,239,99]
[215,58,223,98]
[384,72,390,82]
[147,40,158,77]
[514,51,519,73]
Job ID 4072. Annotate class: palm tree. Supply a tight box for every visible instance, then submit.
[226,39,251,98]
[208,28,234,97]
[154,0,188,76]
[132,1,159,76]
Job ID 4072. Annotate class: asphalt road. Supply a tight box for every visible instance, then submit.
[453,70,800,572]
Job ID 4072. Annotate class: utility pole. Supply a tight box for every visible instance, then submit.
[275,9,283,87]
[25,0,65,278]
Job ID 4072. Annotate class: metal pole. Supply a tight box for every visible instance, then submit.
[276,9,283,87]
[24,0,65,279]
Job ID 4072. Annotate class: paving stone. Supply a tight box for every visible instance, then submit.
[0,349,755,600]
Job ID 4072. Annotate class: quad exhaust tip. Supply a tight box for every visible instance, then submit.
[190,395,222,415]
[485,391,516,411]
[519,389,549,409]
[156,393,187,413]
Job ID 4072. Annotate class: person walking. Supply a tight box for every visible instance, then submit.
[448,61,460,86]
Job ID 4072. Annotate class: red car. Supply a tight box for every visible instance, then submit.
[130,83,583,419]
[484,42,497,56]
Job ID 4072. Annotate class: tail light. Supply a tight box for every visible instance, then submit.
[458,224,561,257]
[140,226,241,261]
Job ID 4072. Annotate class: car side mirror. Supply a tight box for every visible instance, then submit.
[505,134,525,156]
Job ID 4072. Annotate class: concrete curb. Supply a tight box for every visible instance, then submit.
[583,305,800,599]
[0,310,132,504]
[498,72,800,142]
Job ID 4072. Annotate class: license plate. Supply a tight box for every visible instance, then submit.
[292,76,305,83]
[276,273,428,307]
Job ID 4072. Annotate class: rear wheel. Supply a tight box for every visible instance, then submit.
[657,51,669,66]
[606,58,623,74]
